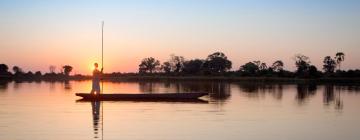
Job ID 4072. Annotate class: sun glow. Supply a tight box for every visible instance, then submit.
[89,64,95,71]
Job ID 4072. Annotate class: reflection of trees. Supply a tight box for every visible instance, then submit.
[49,81,56,91]
[207,82,231,100]
[179,81,231,101]
[323,84,343,110]
[323,84,335,105]
[0,80,9,91]
[138,81,231,101]
[237,83,283,100]
[139,81,154,93]
[64,80,72,90]
[296,84,317,104]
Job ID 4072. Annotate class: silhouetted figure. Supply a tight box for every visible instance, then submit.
[91,63,103,94]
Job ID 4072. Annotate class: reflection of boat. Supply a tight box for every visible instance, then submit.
[76,92,208,101]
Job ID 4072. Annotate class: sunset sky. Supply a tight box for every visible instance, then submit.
[0,0,359,75]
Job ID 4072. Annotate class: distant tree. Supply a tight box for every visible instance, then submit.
[271,60,284,72]
[49,65,56,74]
[62,65,73,76]
[259,63,267,71]
[309,65,320,78]
[26,71,34,77]
[253,61,261,67]
[239,62,259,75]
[323,56,336,73]
[12,66,23,75]
[35,71,42,77]
[0,64,9,74]
[138,57,160,73]
[182,59,204,75]
[203,52,232,73]
[168,54,185,73]
[161,62,171,74]
[335,52,345,70]
[294,54,310,76]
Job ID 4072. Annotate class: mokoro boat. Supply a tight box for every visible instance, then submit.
[75,92,208,101]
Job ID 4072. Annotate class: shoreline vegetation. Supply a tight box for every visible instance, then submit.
[1,52,359,83]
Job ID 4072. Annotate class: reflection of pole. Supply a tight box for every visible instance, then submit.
[91,101,101,139]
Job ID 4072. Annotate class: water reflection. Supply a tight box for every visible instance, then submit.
[0,80,9,91]
[63,80,72,90]
[138,81,231,101]
[324,85,343,110]
[91,101,102,139]
[236,83,283,100]
[296,84,317,104]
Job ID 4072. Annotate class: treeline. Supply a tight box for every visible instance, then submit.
[137,52,360,78]
[0,64,79,80]
[1,51,359,81]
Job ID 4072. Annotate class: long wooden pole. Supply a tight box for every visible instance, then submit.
[101,21,104,140]
[102,21,104,72]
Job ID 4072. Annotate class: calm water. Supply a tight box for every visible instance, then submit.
[0,80,360,140]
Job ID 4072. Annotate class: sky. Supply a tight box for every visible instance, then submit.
[0,0,359,75]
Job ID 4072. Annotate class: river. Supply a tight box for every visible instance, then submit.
[0,80,359,140]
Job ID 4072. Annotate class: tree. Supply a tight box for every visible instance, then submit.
[323,56,336,73]
[12,66,23,75]
[161,62,171,74]
[62,65,73,76]
[259,63,267,71]
[49,65,56,73]
[309,65,320,78]
[271,60,284,72]
[335,52,345,70]
[203,52,232,73]
[0,64,9,74]
[139,57,160,73]
[35,71,42,77]
[182,59,204,75]
[168,54,185,73]
[239,62,259,75]
[294,54,310,75]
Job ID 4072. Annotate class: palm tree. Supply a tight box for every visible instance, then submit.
[335,52,345,71]
[62,65,73,76]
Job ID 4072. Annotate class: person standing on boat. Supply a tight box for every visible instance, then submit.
[91,63,103,94]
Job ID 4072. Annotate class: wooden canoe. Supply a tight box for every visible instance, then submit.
[75,92,208,101]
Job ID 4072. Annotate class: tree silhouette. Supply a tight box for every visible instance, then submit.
[161,62,171,74]
[323,56,336,73]
[62,65,73,76]
[259,62,267,71]
[35,71,42,77]
[182,59,204,74]
[335,52,345,71]
[139,57,160,73]
[12,66,23,75]
[203,52,232,73]
[49,65,56,74]
[294,54,310,76]
[239,62,259,75]
[0,64,9,74]
[168,54,185,73]
[309,65,320,78]
[271,60,284,72]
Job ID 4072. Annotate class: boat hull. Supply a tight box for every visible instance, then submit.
[75,92,208,101]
